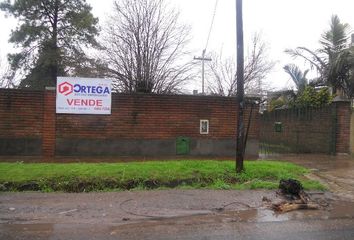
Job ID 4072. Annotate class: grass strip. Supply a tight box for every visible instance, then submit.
[0,160,325,192]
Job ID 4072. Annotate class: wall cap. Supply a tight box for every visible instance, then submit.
[45,87,56,91]
[333,95,351,103]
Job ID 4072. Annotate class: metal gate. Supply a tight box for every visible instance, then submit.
[259,106,336,155]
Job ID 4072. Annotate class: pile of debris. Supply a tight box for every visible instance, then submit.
[267,179,321,213]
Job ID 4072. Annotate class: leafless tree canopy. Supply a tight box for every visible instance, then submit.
[101,0,194,94]
[0,54,14,88]
[207,34,275,97]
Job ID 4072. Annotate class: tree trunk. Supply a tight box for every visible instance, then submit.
[51,0,59,87]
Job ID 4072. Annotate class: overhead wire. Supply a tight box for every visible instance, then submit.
[204,0,219,52]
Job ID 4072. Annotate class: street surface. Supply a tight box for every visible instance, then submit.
[1,189,354,239]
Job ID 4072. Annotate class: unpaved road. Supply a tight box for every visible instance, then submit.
[1,217,354,240]
[1,190,354,239]
[0,190,281,225]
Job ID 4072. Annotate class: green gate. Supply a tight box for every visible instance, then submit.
[260,106,336,155]
[176,137,190,155]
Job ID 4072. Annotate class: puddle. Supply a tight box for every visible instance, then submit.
[220,208,289,222]
[221,208,307,223]
[327,200,354,219]
[220,200,354,223]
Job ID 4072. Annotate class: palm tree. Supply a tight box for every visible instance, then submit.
[321,15,352,94]
[329,47,354,97]
[320,15,349,55]
[285,15,354,97]
[283,64,309,93]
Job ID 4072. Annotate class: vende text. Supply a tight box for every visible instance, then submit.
[67,99,103,107]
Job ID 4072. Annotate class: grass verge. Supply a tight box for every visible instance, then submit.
[0,160,325,192]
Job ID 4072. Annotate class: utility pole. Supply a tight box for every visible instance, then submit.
[236,0,245,173]
[194,49,212,94]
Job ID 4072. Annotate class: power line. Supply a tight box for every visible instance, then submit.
[194,0,219,95]
[205,0,219,51]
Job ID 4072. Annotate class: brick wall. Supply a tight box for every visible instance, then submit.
[0,89,260,158]
[56,94,259,140]
[2,88,350,158]
[0,89,44,155]
[55,93,260,157]
[260,101,351,154]
[42,89,56,158]
[335,101,351,154]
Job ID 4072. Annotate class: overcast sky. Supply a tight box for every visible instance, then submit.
[0,0,353,93]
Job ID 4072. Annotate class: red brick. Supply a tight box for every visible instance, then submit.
[0,89,260,157]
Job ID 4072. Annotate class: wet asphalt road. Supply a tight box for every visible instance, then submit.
[1,190,354,240]
[1,217,354,240]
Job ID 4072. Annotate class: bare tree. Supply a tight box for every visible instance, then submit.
[206,54,236,96]
[0,53,14,88]
[101,0,194,94]
[207,34,275,96]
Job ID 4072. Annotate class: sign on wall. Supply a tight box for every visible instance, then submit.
[56,77,112,115]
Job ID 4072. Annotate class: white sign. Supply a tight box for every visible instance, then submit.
[56,77,112,115]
